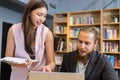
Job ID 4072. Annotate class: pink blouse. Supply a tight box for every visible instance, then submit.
[10,23,49,80]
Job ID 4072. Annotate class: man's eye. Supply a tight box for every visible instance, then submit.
[78,41,82,44]
[85,42,90,45]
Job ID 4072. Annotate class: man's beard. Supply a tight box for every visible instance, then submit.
[76,49,94,61]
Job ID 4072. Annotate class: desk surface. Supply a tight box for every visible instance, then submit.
[29,71,84,80]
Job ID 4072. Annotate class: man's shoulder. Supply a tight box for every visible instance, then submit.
[93,51,108,61]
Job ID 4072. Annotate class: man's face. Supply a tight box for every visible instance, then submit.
[77,31,97,57]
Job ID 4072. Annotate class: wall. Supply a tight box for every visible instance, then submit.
[0,6,22,78]
[16,0,120,14]
[18,0,59,15]
[57,0,120,13]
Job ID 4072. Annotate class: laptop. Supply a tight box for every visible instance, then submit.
[29,71,84,80]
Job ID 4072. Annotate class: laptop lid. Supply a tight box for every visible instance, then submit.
[29,71,84,80]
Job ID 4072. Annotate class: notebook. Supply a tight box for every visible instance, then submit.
[29,71,84,80]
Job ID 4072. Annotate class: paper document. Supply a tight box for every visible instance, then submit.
[0,57,38,64]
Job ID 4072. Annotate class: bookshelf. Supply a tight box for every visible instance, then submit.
[102,9,120,77]
[53,8,120,75]
[68,10,101,52]
[53,13,68,67]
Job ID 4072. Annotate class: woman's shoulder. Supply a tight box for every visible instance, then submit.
[42,24,49,30]
[12,23,22,28]
[10,23,23,35]
[40,24,50,35]
[11,23,22,30]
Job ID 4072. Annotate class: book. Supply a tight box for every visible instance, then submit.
[0,57,38,64]
[54,36,60,51]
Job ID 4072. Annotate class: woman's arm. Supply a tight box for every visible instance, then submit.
[43,30,56,72]
[5,27,29,67]
[5,27,15,57]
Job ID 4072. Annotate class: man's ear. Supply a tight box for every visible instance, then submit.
[95,40,98,45]
[94,40,98,51]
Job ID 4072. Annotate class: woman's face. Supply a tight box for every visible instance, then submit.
[30,7,47,27]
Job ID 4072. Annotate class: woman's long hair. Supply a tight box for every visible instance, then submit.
[21,0,48,58]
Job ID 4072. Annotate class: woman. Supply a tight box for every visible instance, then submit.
[5,0,55,80]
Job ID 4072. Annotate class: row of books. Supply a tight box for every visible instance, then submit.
[102,26,118,39]
[54,36,66,52]
[55,54,63,65]
[102,41,118,52]
[56,14,67,22]
[70,16,95,25]
[106,55,120,67]
[55,25,67,34]
[69,40,77,51]
[70,28,80,37]
[55,65,61,72]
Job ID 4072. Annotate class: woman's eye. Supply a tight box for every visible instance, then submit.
[44,15,46,18]
[37,14,42,16]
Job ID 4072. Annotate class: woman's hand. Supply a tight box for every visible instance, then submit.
[25,58,33,67]
[42,65,52,72]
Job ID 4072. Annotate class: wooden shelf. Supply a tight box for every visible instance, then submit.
[69,23,100,27]
[54,21,67,23]
[102,39,120,40]
[53,8,120,72]
[114,66,120,69]
[55,51,67,54]
[103,52,120,54]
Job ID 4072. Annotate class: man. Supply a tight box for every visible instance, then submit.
[60,27,118,80]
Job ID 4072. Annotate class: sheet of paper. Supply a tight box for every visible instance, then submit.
[0,57,38,64]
